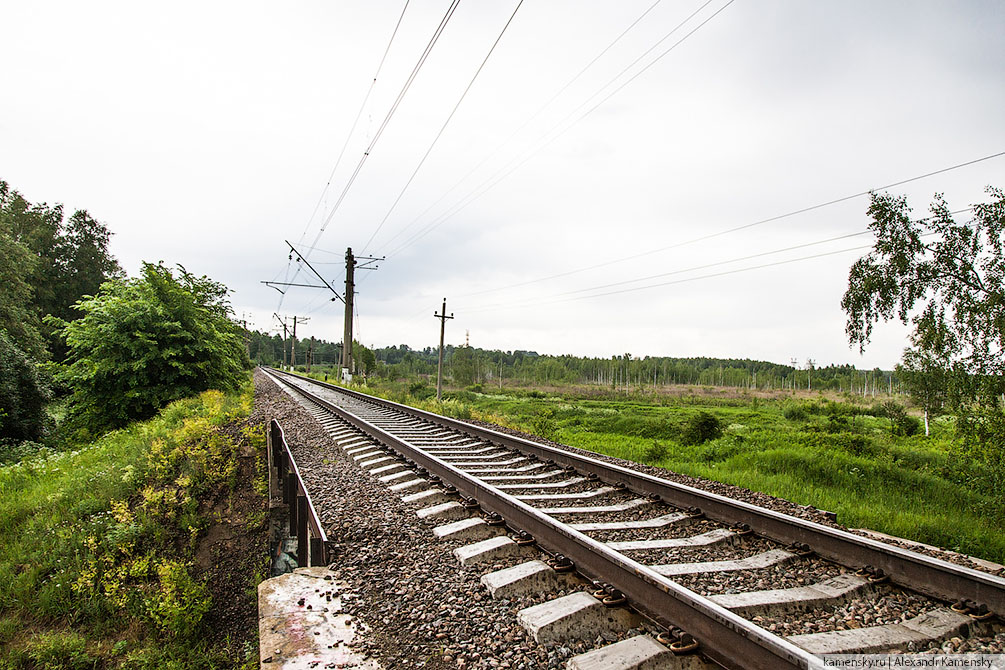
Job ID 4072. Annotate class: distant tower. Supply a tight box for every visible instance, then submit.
[465,329,470,347]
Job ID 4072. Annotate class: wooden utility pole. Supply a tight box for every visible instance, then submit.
[339,247,383,381]
[274,313,289,369]
[434,298,454,401]
[342,248,355,378]
[289,316,309,370]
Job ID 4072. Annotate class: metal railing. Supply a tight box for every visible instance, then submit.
[268,419,329,568]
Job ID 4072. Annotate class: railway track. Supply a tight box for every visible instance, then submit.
[261,367,1004,669]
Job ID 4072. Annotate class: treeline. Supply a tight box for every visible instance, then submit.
[1,180,121,445]
[249,332,897,395]
[1,179,248,451]
[247,330,376,374]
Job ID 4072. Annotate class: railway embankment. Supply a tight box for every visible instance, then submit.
[255,368,1005,669]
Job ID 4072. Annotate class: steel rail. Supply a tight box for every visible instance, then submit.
[264,368,817,670]
[268,368,1005,615]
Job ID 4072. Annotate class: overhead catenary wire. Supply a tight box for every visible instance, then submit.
[462,211,980,315]
[373,0,672,253]
[360,0,525,254]
[454,150,1005,298]
[297,0,412,245]
[306,0,464,253]
[385,0,734,258]
[280,0,459,312]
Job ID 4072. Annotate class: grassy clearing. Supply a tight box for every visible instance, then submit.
[310,372,1004,565]
[0,381,264,670]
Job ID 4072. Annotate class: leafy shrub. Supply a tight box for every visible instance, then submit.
[782,404,808,421]
[679,412,722,445]
[531,409,558,441]
[826,415,850,433]
[9,630,97,670]
[643,441,669,463]
[0,331,51,443]
[145,560,211,639]
[408,382,435,400]
[438,399,472,421]
[53,263,249,436]
[879,401,921,436]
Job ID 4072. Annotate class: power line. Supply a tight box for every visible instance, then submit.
[456,150,1005,298]
[463,212,979,314]
[297,0,412,244]
[554,206,974,299]
[307,0,463,251]
[385,0,734,258]
[374,0,671,253]
[361,0,525,254]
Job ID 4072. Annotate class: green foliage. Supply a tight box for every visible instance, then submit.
[897,348,948,428]
[3,630,98,670]
[408,382,435,400]
[0,383,255,668]
[451,346,476,386]
[531,409,558,441]
[642,441,669,463]
[0,332,51,443]
[351,341,376,375]
[679,411,723,445]
[0,194,45,359]
[55,263,249,436]
[842,186,1005,499]
[0,180,121,362]
[879,401,920,436]
[782,404,808,421]
[145,560,211,639]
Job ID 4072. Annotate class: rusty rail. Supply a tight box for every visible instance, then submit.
[268,418,329,568]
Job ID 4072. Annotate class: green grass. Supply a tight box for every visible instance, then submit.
[326,373,1004,564]
[0,381,258,669]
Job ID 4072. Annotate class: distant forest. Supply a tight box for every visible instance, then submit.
[247,330,898,395]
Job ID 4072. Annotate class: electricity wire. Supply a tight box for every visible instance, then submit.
[462,211,979,314]
[360,0,524,254]
[373,0,670,252]
[307,0,463,253]
[297,0,412,244]
[385,0,734,258]
[456,150,1005,298]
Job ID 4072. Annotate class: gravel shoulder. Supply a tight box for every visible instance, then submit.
[256,370,656,669]
[255,370,1005,665]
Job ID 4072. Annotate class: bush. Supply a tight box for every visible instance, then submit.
[880,401,921,436]
[679,412,722,445]
[145,560,211,639]
[531,409,558,441]
[782,404,808,421]
[0,331,51,443]
[643,441,669,463]
[408,382,435,400]
[53,263,248,436]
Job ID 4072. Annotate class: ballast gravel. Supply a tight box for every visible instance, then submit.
[465,419,1004,577]
[258,370,1005,663]
[256,371,658,669]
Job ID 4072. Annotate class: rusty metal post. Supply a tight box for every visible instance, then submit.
[297,496,308,567]
[287,473,298,529]
[310,537,324,567]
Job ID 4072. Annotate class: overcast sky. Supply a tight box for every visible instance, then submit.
[3,1,1004,369]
